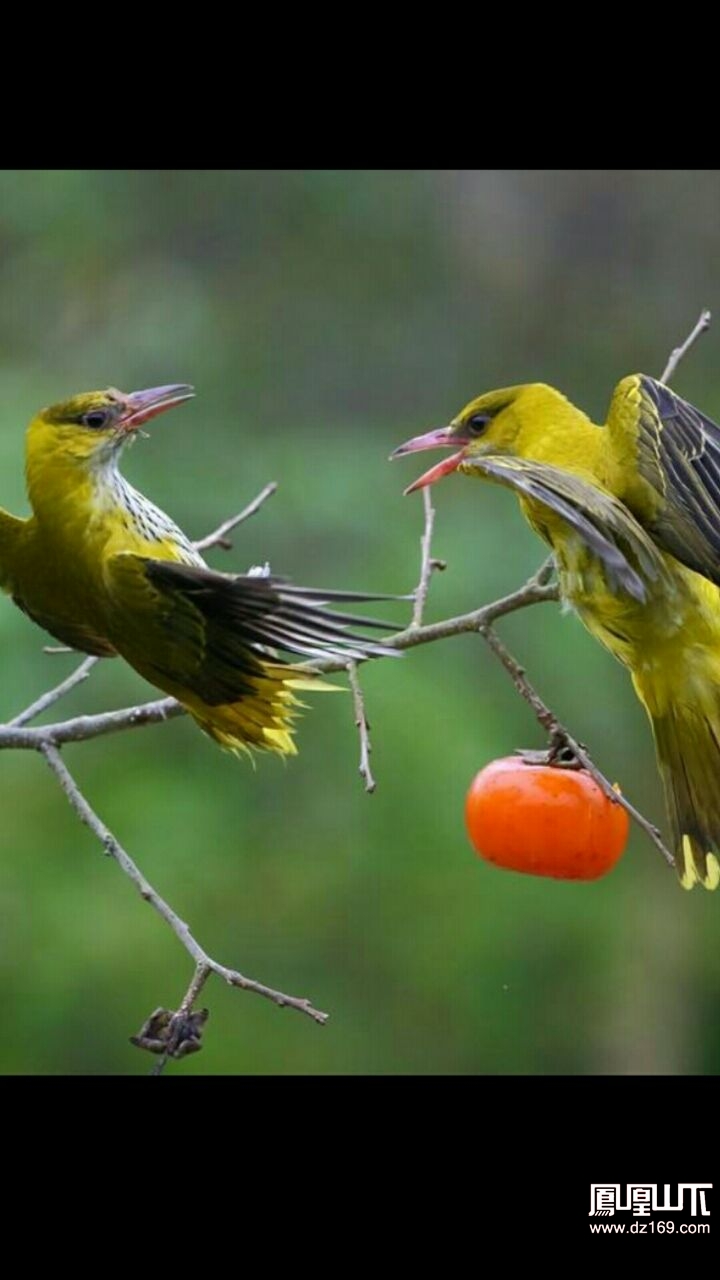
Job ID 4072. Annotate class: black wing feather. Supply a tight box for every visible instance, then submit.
[613,375,720,584]
[144,562,404,662]
[465,454,668,601]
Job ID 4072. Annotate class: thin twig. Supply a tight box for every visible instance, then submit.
[347,661,376,793]
[40,742,328,1025]
[412,488,445,626]
[660,308,711,384]
[193,482,278,552]
[0,697,184,751]
[9,655,100,728]
[478,624,675,868]
[534,555,556,588]
[179,961,213,1014]
[319,568,560,666]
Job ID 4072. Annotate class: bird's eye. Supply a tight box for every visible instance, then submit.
[81,410,110,430]
[466,413,491,437]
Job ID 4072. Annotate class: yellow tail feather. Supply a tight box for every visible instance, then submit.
[182,663,343,758]
[679,838,720,891]
[650,702,720,891]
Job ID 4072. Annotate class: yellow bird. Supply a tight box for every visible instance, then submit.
[0,385,398,756]
[392,375,720,891]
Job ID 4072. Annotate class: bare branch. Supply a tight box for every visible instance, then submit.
[478,624,675,868]
[660,309,711,384]
[193,482,278,552]
[178,960,213,1015]
[0,696,184,751]
[411,488,446,626]
[40,742,328,1025]
[9,655,100,728]
[316,566,560,669]
[347,661,376,793]
[534,555,556,587]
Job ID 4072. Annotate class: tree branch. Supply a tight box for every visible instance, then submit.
[193,481,278,552]
[660,309,711,384]
[0,697,184,751]
[40,742,328,1031]
[347,660,376,793]
[9,655,99,727]
[411,488,446,627]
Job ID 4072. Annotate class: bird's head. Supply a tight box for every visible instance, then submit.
[27,384,195,467]
[391,384,569,493]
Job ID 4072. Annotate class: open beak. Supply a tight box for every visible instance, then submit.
[119,384,195,432]
[390,426,467,495]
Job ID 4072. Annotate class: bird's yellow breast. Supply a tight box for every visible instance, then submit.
[535,501,720,717]
[12,446,202,653]
[517,474,720,709]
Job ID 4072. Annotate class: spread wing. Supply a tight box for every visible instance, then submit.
[104,553,402,704]
[463,454,668,602]
[608,373,720,585]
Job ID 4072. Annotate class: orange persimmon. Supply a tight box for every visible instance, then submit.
[465,757,629,880]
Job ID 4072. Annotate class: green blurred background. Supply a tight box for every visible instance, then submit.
[1,169,718,1074]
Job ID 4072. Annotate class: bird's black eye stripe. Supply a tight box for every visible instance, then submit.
[467,412,491,437]
[80,409,111,430]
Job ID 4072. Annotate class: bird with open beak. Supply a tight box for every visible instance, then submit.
[392,376,720,892]
[0,384,400,757]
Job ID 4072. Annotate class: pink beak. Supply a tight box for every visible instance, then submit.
[119,384,195,432]
[390,426,467,495]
